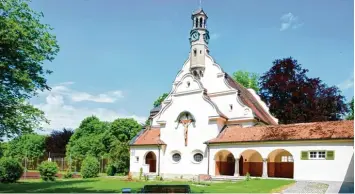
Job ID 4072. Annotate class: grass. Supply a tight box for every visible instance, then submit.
[0,177,295,193]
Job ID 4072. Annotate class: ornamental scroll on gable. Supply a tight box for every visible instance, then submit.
[175,111,196,146]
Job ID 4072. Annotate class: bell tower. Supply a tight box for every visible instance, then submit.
[189,7,210,79]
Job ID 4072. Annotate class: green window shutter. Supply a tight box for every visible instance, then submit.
[326,151,335,160]
[301,151,308,160]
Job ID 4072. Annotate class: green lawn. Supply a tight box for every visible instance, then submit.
[0,177,295,193]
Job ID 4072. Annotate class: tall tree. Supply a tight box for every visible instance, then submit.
[346,97,354,120]
[45,128,74,155]
[106,118,141,174]
[6,134,46,161]
[153,93,168,108]
[232,70,260,92]
[259,57,348,124]
[0,0,60,139]
[66,116,109,161]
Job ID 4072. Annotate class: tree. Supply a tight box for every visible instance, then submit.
[108,118,141,142]
[0,0,60,139]
[45,128,74,155]
[232,70,260,92]
[346,97,354,120]
[153,93,168,108]
[6,134,46,161]
[106,118,141,174]
[66,116,109,161]
[259,57,348,124]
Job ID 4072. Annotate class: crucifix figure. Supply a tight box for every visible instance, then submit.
[180,119,192,146]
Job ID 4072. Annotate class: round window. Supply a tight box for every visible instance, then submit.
[193,153,203,162]
[172,153,181,162]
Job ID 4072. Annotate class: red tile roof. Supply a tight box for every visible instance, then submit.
[131,128,165,146]
[225,74,278,125]
[206,120,354,144]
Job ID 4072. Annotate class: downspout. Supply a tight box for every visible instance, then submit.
[158,144,161,176]
[207,142,210,175]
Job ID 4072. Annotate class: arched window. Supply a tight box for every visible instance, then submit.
[199,18,203,28]
[195,18,198,28]
[193,49,197,56]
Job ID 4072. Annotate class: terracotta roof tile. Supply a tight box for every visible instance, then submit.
[225,74,278,125]
[207,120,354,144]
[132,128,165,145]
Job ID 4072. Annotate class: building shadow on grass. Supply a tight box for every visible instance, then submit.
[0,179,142,193]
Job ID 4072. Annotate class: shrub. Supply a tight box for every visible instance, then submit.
[0,157,24,183]
[245,172,251,181]
[63,170,73,179]
[106,164,116,176]
[139,167,143,180]
[127,172,133,181]
[155,176,163,181]
[38,161,58,181]
[80,156,99,178]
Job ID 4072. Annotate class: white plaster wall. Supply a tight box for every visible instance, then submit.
[129,146,159,174]
[209,141,354,182]
[157,92,221,176]
[209,93,254,119]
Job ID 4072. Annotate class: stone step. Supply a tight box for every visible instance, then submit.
[211,176,243,181]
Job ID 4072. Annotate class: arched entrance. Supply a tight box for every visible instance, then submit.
[145,151,156,173]
[267,149,294,178]
[239,149,263,177]
[214,150,235,176]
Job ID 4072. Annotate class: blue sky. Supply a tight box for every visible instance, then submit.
[29,0,354,131]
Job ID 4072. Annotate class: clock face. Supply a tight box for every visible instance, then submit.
[203,32,210,44]
[190,31,200,42]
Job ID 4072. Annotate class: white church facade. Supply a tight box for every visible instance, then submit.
[129,8,354,182]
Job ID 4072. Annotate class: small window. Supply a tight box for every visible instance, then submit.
[193,153,203,163]
[281,156,293,162]
[193,49,197,56]
[310,151,317,159]
[172,153,181,163]
[229,104,233,111]
[318,151,326,159]
[200,50,202,54]
[309,151,326,159]
[135,156,139,162]
[187,81,190,88]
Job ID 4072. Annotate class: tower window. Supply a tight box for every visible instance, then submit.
[195,18,198,28]
[200,50,202,54]
[229,104,233,111]
[193,71,197,77]
[199,18,202,28]
[187,81,190,88]
[193,49,197,56]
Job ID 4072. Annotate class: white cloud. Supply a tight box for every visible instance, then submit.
[46,83,124,103]
[280,12,303,31]
[210,33,220,40]
[33,82,146,132]
[337,76,354,90]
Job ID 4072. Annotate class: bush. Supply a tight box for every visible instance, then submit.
[63,171,73,179]
[0,157,24,183]
[245,172,251,181]
[80,156,99,178]
[106,164,116,176]
[139,167,143,180]
[38,161,58,181]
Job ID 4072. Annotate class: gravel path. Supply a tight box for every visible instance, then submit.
[282,181,329,194]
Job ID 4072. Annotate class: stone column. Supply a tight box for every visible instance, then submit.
[262,158,268,178]
[234,158,239,176]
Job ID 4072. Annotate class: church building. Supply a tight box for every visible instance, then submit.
[129,8,354,182]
